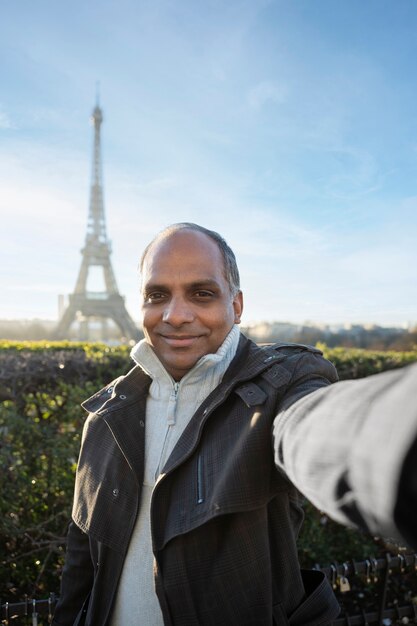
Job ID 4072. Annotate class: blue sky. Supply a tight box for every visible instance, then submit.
[1,0,416,327]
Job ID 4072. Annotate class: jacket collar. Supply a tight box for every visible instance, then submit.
[80,334,286,483]
[81,365,151,415]
[81,334,286,418]
[224,333,287,382]
[155,334,288,477]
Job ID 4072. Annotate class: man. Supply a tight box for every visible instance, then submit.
[53,223,417,626]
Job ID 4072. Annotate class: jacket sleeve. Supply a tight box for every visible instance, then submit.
[52,520,94,626]
[273,362,417,548]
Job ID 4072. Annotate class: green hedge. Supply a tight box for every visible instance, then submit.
[318,342,417,380]
[1,340,416,600]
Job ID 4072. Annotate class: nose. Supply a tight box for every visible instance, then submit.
[162,296,194,326]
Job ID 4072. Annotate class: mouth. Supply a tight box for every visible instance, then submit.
[160,334,202,348]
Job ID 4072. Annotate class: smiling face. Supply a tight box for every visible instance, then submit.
[140,229,243,380]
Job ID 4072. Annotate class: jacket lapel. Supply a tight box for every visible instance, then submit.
[160,335,286,475]
[84,366,152,484]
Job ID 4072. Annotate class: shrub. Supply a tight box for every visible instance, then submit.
[0,341,416,599]
[0,342,131,599]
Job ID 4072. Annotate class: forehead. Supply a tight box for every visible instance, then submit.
[142,230,227,285]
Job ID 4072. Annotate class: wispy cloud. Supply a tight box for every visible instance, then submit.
[321,146,381,200]
[247,80,288,110]
[0,106,15,129]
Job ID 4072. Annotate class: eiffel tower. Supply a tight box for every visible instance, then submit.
[54,101,139,342]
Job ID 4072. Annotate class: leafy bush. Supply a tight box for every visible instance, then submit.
[319,343,417,380]
[0,342,131,599]
[0,341,416,600]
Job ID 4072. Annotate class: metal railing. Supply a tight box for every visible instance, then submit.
[318,553,417,625]
[2,553,417,625]
[1,594,56,625]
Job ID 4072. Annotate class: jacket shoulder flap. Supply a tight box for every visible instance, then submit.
[258,342,324,390]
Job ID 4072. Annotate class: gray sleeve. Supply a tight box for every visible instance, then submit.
[273,362,417,546]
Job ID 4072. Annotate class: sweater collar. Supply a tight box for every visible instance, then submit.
[130,325,241,391]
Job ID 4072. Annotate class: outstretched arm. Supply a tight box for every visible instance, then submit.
[273,363,417,548]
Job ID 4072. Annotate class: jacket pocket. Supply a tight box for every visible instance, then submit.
[287,569,340,625]
[273,602,290,625]
[197,453,204,504]
[73,592,90,626]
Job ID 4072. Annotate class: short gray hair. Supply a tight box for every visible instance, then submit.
[139,222,241,295]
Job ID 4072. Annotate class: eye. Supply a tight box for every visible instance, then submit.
[194,290,214,300]
[144,292,167,303]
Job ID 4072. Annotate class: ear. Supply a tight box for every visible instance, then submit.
[232,291,243,324]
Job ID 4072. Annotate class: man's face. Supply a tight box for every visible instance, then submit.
[141,229,243,381]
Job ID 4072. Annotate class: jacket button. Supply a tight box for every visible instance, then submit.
[139,420,145,427]
[112,488,119,497]
[107,387,113,394]
[119,394,127,400]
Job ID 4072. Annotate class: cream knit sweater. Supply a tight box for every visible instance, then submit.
[110,325,240,625]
